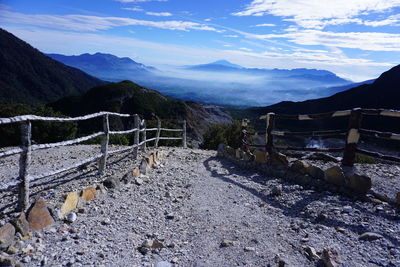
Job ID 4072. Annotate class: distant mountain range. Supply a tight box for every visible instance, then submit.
[47,55,355,106]
[247,65,400,115]
[185,60,350,85]
[47,53,156,82]
[0,29,103,104]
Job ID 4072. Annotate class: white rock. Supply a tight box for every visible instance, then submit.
[65,212,77,223]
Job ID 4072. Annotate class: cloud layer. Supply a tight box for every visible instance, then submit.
[233,0,400,29]
[0,10,219,32]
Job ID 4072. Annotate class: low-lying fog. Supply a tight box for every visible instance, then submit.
[136,67,350,107]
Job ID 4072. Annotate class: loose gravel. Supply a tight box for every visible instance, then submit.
[2,147,399,266]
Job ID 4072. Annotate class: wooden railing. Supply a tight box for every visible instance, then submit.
[0,111,187,211]
[242,108,400,166]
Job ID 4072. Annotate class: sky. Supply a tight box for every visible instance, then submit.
[1,0,400,81]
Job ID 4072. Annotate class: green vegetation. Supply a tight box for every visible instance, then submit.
[0,102,77,147]
[354,153,377,164]
[201,121,243,150]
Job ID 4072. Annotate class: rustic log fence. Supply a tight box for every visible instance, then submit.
[0,111,187,211]
[242,108,400,166]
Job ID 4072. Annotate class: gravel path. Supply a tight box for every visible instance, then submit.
[6,148,399,266]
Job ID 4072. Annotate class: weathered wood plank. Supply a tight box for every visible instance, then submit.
[31,132,104,151]
[0,111,132,125]
[18,121,31,211]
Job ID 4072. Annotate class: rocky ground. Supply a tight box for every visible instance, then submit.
[1,147,399,266]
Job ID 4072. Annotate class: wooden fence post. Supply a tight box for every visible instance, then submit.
[133,114,140,159]
[18,121,31,211]
[265,113,275,155]
[142,120,147,152]
[99,114,109,175]
[182,120,187,148]
[155,115,161,148]
[342,108,362,166]
[241,119,249,152]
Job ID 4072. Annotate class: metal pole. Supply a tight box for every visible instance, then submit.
[18,121,31,211]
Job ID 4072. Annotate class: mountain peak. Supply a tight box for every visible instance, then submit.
[209,60,242,69]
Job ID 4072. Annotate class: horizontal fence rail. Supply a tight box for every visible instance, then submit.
[0,111,187,211]
[0,111,132,125]
[242,108,400,166]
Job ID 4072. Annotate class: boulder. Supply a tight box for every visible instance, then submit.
[12,213,30,236]
[133,167,140,178]
[0,223,15,249]
[235,149,242,159]
[81,187,97,202]
[60,192,79,216]
[139,158,149,175]
[269,152,289,168]
[289,160,309,174]
[321,248,340,267]
[27,198,55,231]
[0,254,17,266]
[305,165,325,179]
[146,154,154,168]
[103,177,120,189]
[255,150,267,163]
[324,166,345,186]
[359,232,383,241]
[217,144,225,156]
[347,174,372,193]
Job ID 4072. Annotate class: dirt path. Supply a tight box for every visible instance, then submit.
[6,148,400,266]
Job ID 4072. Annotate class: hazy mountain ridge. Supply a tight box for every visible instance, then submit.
[48,54,353,107]
[47,52,156,82]
[186,60,349,84]
[247,64,400,115]
[0,28,104,104]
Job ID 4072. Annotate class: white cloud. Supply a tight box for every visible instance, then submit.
[122,7,143,12]
[259,30,400,51]
[224,34,239,38]
[233,0,400,29]
[253,23,275,27]
[145,11,172,16]
[0,10,220,32]
[239,47,252,51]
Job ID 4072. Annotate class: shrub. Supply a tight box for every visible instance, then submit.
[201,121,244,150]
[0,103,77,147]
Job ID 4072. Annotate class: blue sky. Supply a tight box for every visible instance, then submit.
[1,0,400,81]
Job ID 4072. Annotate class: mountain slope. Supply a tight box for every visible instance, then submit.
[247,64,400,116]
[0,28,104,104]
[50,80,232,146]
[47,52,156,81]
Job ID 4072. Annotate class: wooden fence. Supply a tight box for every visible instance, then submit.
[0,111,187,211]
[242,108,400,166]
